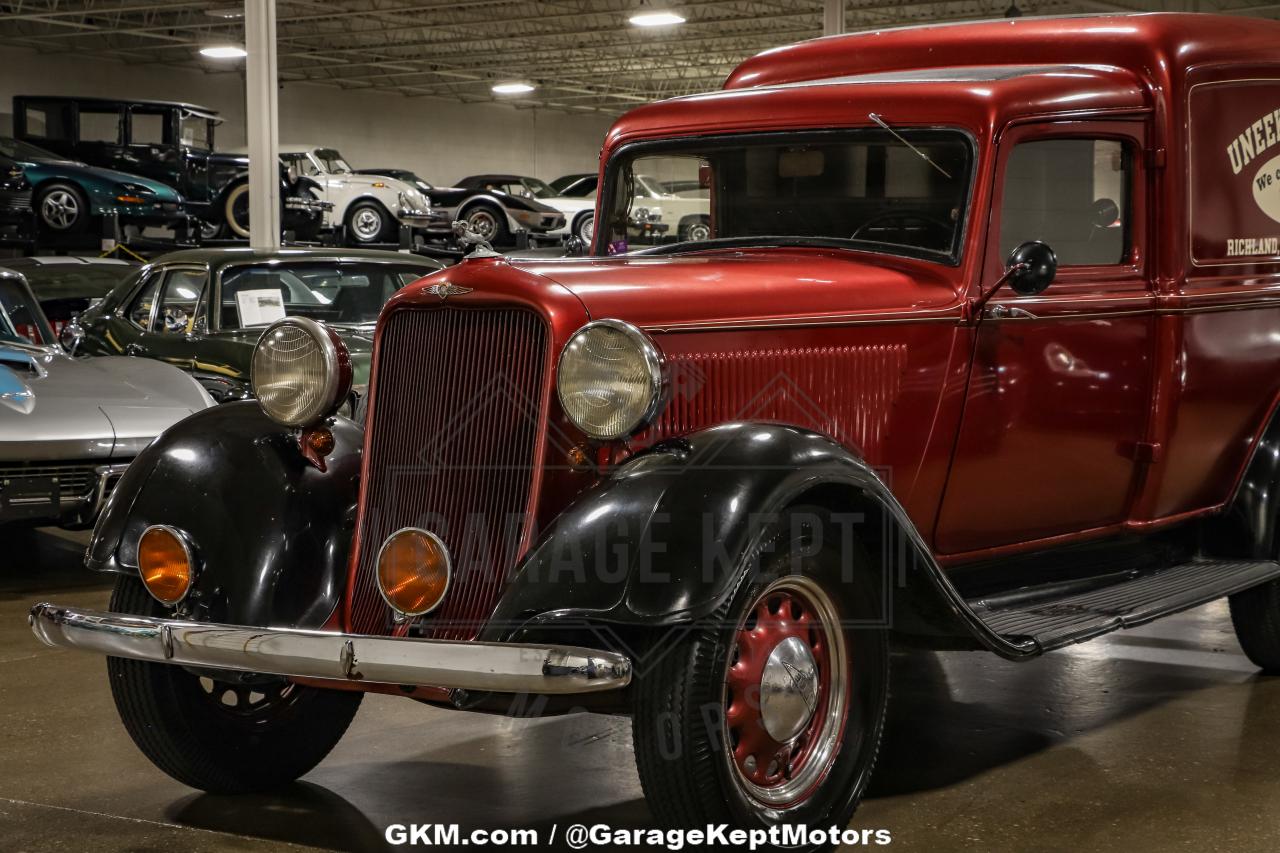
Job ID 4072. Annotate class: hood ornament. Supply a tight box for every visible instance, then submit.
[451,219,502,259]
[426,282,473,301]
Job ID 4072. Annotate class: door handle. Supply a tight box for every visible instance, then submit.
[984,304,1039,320]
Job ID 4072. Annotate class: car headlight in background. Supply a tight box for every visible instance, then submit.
[250,317,351,428]
[557,319,666,440]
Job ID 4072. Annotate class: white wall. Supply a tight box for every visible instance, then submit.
[0,46,614,186]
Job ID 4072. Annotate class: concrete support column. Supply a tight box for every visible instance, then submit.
[245,0,280,249]
[823,0,845,37]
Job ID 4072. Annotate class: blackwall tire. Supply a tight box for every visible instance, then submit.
[106,576,362,793]
[223,183,251,239]
[36,182,89,235]
[1230,577,1280,674]
[630,507,889,850]
[462,204,509,246]
[345,200,389,244]
[573,212,595,243]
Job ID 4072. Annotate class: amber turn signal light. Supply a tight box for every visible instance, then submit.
[375,528,451,617]
[137,525,196,606]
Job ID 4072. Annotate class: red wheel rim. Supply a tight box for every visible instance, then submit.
[722,575,849,809]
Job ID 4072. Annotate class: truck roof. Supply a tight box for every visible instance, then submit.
[724,13,1280,90]
[606,13,1280,149]
[606,63,1146,146]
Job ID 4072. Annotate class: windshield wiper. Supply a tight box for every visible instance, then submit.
[868,113,952,179]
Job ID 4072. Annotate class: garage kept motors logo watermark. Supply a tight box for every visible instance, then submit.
[383,822,893,849]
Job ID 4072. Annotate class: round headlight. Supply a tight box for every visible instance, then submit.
[557,319,665,440]
[251,317,351,427]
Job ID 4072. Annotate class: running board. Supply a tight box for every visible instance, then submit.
[965,560,1280,653]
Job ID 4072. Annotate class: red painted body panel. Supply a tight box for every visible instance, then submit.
[346,12,1280,637]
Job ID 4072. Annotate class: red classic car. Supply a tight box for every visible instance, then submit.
[30,12,1280,847]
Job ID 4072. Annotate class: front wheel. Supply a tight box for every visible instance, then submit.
[36,182,89,234]
[106,576,362,793]
[631,508,888,847]
[573,211,595,243]
[345,200,390,244]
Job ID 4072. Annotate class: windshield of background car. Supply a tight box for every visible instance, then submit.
[315,149,353,174]
[601,129,973,262]
[0,137,61,162]
[219,262,424,329]
[0,278,51,346]
[178,113,212,150]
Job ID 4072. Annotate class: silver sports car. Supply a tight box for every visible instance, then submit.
[0,269,212,528]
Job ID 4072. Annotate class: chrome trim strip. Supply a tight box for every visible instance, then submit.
[28,603,632,695]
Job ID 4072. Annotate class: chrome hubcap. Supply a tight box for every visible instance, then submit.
[688,221,711,241]
[723,574,848,809]
[579,215,594,242]
[353,208,382,239]
[41,190,79,229]
[759,636,820,742]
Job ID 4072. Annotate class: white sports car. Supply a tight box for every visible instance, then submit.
[276,146,438,245]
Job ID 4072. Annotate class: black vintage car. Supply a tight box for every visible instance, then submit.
[356,167,564,245]
[12,96,328,240]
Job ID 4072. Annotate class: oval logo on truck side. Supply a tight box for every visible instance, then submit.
[1252,153,1280,223]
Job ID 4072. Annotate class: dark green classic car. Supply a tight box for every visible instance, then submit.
[70,247,445,402]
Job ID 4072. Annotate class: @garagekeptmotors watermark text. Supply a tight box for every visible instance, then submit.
[384,822,893,849]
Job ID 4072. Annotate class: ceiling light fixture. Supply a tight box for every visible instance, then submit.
[492,81,536,95]
[630,10,686,27]
[203,7,244,19]
[199,44,247,59]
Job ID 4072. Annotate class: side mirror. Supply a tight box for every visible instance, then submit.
[1091,197,1120,229]
[564,235,587,257]
[1005,240,1057,296]
[59,320,84,355]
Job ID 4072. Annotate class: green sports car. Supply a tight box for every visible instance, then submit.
[69,247,445,404]
[0,136,184,236]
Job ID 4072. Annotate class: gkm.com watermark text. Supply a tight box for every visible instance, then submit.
[385,823,893,849]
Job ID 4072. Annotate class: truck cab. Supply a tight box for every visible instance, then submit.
[29,13,1280,846]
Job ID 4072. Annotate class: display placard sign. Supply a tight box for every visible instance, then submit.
[235,289,286,327]
[1190,79,1280,266]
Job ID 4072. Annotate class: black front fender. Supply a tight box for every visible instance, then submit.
[88,402,361,630]
[482,423,1034,659]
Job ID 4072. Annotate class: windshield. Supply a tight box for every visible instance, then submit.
[314,149,353,174]
[219,262,425,329]
[601,129,973,262]
[0,277,52,346]
[178,112,213,150]
[0,136,62,162]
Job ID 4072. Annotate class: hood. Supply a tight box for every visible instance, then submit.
[208,323,376,386]
[544,196,596,216]
[0,344,211,461]
[510,247,963,328]
[341,173,421,197]
[30,159,181,201]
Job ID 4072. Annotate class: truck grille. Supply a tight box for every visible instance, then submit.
[346,306,549,639]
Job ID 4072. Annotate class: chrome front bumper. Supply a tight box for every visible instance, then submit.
[29,604,632,695]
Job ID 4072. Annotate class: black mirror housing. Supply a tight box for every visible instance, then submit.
[1006,241,1057,296]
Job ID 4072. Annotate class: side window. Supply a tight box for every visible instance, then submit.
[131,111,166,146]
[999,138,1130,266]
[22,101,72,140]
[125,274,161,330]
[154,270,208,335]
[79,108,122,144]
